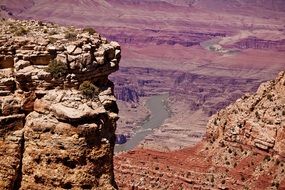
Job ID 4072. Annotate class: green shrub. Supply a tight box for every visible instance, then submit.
[267,94,273,101]
[83,27,96,35]
[15,27,29,36]
[272,182,280,188]
[64,31,77,40]
[211,176,214,183]
[46,60,68,78]
[38,21,44,26]
[48,30,58,35]
[79,81,99,98]
[275,159,280,165]
[48,37,57,44]
[228,148,232,154]
[255,111,260,119]
[264,155,271,162]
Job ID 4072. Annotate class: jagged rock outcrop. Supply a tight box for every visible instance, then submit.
[0,19,120,189]
[207,71,285,156]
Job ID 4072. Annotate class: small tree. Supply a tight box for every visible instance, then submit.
[15,27,29,36]
[64,31,77,40]
[79,81,99,98]
[83,27,96,35]
[46,60,68,78]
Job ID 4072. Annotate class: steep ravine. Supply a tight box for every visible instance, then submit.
[0,19,120,189]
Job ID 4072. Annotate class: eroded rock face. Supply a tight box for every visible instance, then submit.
[207,71,285,156]
[0,19,120,189]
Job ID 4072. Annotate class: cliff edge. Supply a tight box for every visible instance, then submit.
[0,19,121,189]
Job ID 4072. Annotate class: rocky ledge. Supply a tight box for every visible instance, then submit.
[0,19,120,189]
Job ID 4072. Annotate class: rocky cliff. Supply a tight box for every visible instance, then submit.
[0,19,121,189]
[207,71,285,156]
[115,71,285,189]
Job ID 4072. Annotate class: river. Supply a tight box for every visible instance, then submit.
[114,94,170,153]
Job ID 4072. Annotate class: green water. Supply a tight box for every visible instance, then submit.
[115,94,170,153]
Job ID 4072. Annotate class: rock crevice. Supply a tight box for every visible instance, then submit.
[12,133,24,190]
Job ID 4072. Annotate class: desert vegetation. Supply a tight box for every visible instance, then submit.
[79,80,100,98]
[46,60,68,78]
[83,27,96,35]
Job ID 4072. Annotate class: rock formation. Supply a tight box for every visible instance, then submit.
[0,19,121,189]
[207,71,285,156]
[115,71,285,189]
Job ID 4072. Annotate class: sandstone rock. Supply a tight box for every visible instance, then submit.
[50,102,104,122]
[0,55,14,69]
[0,77,16,92]
[0,128,24,190]
[274,126,285,157]
[29,54,51,65]
[82,44,91,51]
[56,53,67,64]
[46,45,57,55]
[110,41,120,49]
[36,70,51,80]
[102,44,115,61]
[66,44,76,54]
[67,54,78,62]
[0,19,120,189]
[115,49,121,61]
[70,61,81,70]
[1,96,21,116]
[207,71,285,155]
[73,47,82,55]
[96,56,105,65]
[81,53,92,66]
[14,60,30,71]
[21,111,117,190]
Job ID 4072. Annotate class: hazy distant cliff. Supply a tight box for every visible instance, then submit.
[0,19,120,189]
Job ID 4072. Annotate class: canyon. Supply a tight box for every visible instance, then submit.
[1,0,285,150]
[0,0,285,189]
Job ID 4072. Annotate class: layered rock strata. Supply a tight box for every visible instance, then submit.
[207,71,285,156]
[0,19,120,189]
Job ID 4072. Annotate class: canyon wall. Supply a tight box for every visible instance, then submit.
[0,19,120,189]
[207,71,285,156]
